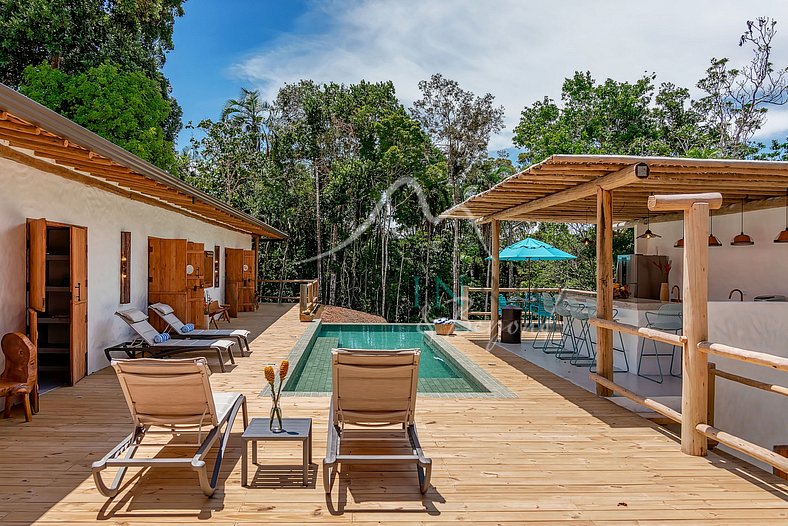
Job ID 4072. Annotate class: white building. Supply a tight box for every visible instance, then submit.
[0,85,285,393]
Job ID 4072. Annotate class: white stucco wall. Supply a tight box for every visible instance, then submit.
[0,156,252,376]
[634,209,788,469]
[635,207,788,301]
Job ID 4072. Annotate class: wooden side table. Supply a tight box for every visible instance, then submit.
[241,417,312,487]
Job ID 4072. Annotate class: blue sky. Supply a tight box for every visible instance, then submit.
[165,0,788,152]
[163,1,308,146]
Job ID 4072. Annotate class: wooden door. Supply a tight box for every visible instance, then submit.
[70,226,88,385]
[225,248,244,317]
[186,242,205,328]
[148,237,188,332]
[241,249,256,311]
[28,218,47,312]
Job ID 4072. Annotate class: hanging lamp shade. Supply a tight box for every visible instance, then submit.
[674,237,684,248]
[637,198,660,239]
[775,189,788,243]
[731,199,754,246]
[708,214,722,246]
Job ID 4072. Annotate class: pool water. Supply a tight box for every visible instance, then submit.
[285,324,484,394]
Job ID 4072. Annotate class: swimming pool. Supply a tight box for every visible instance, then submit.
[284,323,491,394]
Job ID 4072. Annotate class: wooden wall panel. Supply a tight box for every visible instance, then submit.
[70,226,88,385]
[28,218,47,312]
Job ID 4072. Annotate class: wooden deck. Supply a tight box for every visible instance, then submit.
[1,304,786,525]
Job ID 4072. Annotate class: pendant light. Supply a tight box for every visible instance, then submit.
[708,214,722,247]
[637,199,661,239]
[775,189,788,243]
[731,198,754,246]
[581,208,592,246]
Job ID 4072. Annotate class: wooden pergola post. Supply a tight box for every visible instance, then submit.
[490,219,500,342]
[595,187,614,396]
[649,192,722,456]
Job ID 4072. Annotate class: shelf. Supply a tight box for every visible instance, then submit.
[37,317,70,324]
[38,347,70,354]
[38,365,69,372]
[46,286,71,292]
[46,255,69,261]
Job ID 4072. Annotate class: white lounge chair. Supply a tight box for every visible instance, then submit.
[115,309,235,372]
[323,348,432,495]
[148,303,251,356]
[92,358,248,497]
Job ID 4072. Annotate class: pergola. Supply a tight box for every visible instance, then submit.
[441,154,788,460]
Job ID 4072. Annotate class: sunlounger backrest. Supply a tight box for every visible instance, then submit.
[331,348,420,427]
[115,309,161,345]
[149,303,187,333]
[112,358,219,427]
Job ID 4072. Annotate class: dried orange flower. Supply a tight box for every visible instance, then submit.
[279,360,289,380]
[264,365,275,384]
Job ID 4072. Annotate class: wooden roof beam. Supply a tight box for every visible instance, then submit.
[481,162,650,222]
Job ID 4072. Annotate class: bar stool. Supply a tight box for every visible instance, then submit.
[534,293,559,351]
[588,308,629,373]
[637,304,683,383]
[568,303,595,366]
[552,298,577,359]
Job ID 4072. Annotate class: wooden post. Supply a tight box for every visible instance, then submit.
[490,220,500,342]
[648,193,721,457]
[774,445,788,480]
[460,285,470,321]
[681,201,710,455]
[595,187,614,396]
[707,362,718,449]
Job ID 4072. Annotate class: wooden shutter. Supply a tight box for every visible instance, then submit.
[28,218,47,312]
[148,237,188,332]
[187,242,205,328]
[70,226,88,385]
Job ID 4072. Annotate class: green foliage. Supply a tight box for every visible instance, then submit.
[0,0,184,142]
[20,63,177,171]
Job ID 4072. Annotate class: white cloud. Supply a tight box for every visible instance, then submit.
[231,0,788,151]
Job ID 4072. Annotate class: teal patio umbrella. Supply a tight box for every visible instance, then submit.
[489,237,576,299]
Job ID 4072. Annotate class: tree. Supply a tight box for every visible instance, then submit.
[412,73,504,317]
[695,17,788,158]
[0,0,185,142]
[20,62,178,171]
[222,88,275,156]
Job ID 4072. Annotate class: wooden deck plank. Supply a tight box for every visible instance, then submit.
[0,303,785,524]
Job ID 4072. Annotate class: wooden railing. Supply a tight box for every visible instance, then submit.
[299,279,319,322]
[697,341,788,474]
[258,279,315,303]
[460,286,595,320]
[587,317,788,475]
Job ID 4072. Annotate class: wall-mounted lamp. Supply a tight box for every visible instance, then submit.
[120,231,131,303]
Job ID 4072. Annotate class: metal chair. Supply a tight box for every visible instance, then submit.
[637,304,683,383]
[553,299,582,360]
[588,308,630,373]
[568,303,596,366]
[534,293,560,351]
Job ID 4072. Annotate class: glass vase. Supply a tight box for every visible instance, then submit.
[269,403,283,433]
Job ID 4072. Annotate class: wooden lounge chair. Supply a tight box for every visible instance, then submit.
[148,303,251,356]
[0,332,39,421]
[207,300,231,328]
[92,357,248,497]
[323,348,432,495]
[115,309,235,372]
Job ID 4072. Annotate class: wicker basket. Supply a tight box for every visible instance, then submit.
[434,323,456,336]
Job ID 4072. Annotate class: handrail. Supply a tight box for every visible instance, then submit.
[698,341,788,372]
[711,367,788,397]
[695,424,788,474]
[588,373,681,423]
[299,278,319,321]
[589,318,687,347]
